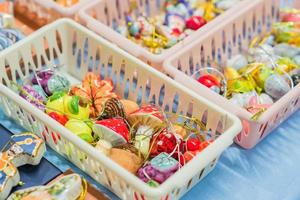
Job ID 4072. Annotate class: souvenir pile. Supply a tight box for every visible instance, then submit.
[114,0,243,54]
[12,70,214,187]
[0,6,24,51]
[194,8,300,119]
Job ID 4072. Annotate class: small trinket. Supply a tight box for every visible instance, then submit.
[185,16,206,30]
[93,118,130,146]
[120,99,139,115]
[264,74,291,99]
[70,72,117,118]
[150,129,181,158]
[134,126,153,157]
[99,98,125,119]
[128,105,164,130]
[65,119,93,143]
[109,147,142,174]
[137,152,180,184]
[0,133,45,200]
[8,174,83,200]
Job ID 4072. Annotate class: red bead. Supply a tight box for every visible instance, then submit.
[198,74,220,88]
[186,138,201,151]
[186,16,206,30]
[48,112,68,125]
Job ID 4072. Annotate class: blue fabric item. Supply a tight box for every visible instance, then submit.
[0,124,62,193]
[1,108,300,200]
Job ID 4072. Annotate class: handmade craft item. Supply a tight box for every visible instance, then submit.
[0,133,45,199]
[8,174,85,200]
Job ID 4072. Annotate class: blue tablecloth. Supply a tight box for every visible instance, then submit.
[1,108,300,200]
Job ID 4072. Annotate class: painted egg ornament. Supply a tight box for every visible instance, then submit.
[45,91,66,114]
[65,119,93,143]
[32,69,70,96]
[63,95,90,120]
[259,93,274,105]
[264,74,291,99]
[229,91,258,108]
[150,128,183,158]
[20,85,45,111]
[186,16,206,30]
[248,64,273,89]
[198,74,222,94]
[134,125,154,157]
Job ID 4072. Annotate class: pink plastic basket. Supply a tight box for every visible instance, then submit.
[15,0,93,22]
[78,0,246,69]
[164,0,300,149]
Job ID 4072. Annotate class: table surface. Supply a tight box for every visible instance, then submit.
[1,108,300,200]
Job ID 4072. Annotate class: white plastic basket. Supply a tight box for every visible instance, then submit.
[15,0,93,23]
[0,19,241,200]
[78,0,246,69]
[163,0,300,149]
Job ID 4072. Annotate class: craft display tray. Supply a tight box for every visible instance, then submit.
[0,19,241,200]
[163,0,300,149]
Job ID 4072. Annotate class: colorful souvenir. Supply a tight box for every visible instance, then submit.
[93,118,130,146]
[128,105,165,130]
[137,152,180,184]
[0,133,45,200]
[264,74,291,99]
[120,99,139,115]
[65,119,93,143]
[70,72,117,118]
[109,146,143,174]
[31,69,70,96]
[8,174,84,200]
[19,85,45,111]
[46,92,90,120]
